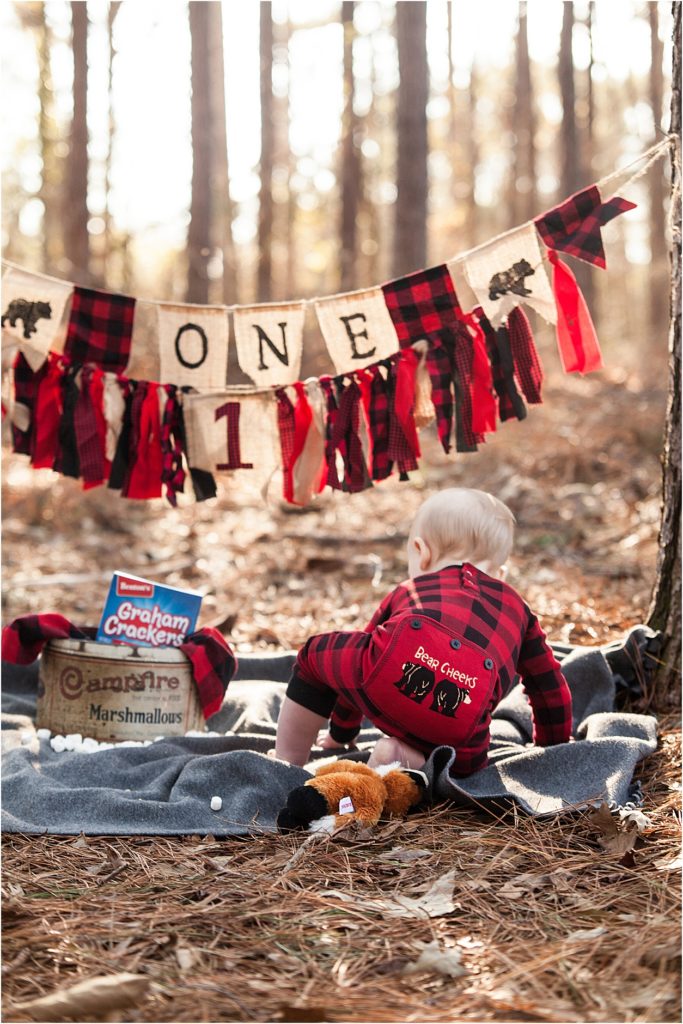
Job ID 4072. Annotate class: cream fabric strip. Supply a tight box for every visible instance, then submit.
[233,302,305,386]
[102,374,126,462]
[315,287,400,373]
[291,379,328,506]
[460,223,557,327]
[157,304,230,389]
[1,266,73,371]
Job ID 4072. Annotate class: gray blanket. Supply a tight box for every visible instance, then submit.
[1,643,658,835]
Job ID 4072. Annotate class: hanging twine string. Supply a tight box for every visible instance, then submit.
[1,135,675,313]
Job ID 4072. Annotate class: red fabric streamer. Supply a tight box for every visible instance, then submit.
[393,347,421,461]
[277,382,314,505]
[547,249,603,374]
[31,353,64,469]
[456,311,498,435]
[125,382,164,500]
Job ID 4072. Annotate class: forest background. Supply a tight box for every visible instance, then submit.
[1,4,681,1023]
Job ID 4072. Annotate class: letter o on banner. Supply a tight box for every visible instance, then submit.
[157,304,230,388]
[174,323,208,369]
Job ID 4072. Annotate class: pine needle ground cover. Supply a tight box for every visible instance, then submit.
[2,371,681,1022]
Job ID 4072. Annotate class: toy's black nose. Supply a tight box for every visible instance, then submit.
[277,785,329,832]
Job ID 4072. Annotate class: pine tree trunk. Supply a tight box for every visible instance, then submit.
[208,0,237,305]
[187,0,213,304]
[340,1,361,291]
[511,2,537,224]
[648,2,682,707]
[649,3,669,334]
[257,1,274,303]
[558,3,592,303]
[63,1,90,283]
[393,0,428,277]
[37,8,61,276]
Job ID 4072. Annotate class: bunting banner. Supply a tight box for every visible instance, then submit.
[157,303,230,389]
[183,389,281,488]
[314,287,400,372]
[233,302,305,385]
[1,266,73,371]
[1,137,672,506]
[461,223,556,327]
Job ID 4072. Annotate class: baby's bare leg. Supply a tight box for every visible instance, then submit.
[274,696,328,767]
[368,735,426,770]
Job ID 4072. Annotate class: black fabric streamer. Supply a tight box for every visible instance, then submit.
[107,380,135,490]
[52,364,81,479]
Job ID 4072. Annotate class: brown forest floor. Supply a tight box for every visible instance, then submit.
[1,364,681,1023]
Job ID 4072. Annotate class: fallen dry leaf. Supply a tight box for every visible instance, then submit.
[9,972,150,1021]
[403,939,468,978]
[175,946,196,971]
[565,926,608,941]
[378,845,432,864]
[588,802,619,838]
[327,869,458,919]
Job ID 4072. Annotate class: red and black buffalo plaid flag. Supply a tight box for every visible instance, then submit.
[535,185,636,269]
[382,265,461,345]
[1,614,237,720]
[64,286,136,372]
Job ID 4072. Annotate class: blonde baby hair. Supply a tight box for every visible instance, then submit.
[410,487,515,574]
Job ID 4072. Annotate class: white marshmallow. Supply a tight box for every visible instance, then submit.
[36,728,52,740]
[210,796,222,812]
[50,735,67,752]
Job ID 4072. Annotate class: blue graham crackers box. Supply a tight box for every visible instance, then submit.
[96,572,203,649]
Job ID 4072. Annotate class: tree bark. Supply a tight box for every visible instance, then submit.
[208,0,237,305]
[393,0,428,277]
[36,7,61,275]
[187,0,213,304]
[63,1,90,283]
[339,1,361,291]
[648,2,681,707]
[257,1,274,302]
[558,3,592,303]
[648,3,669,333]
[511,1,537,224]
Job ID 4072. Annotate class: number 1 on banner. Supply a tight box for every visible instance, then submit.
[214,402,253,470]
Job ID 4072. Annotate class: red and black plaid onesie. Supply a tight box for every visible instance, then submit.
[287,563,572,777]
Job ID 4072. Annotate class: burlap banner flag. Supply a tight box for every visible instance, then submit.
[183,389,281,489]
[1,266,73,371]
[157,304,229,389]
[461,224,556,327]
[315,287,399,373]
[233,302,305,386]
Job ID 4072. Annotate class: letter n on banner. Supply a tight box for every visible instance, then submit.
[314,287,400,374]
[157,304,229,388]
[233,303,305,386]
[182,390,281,491]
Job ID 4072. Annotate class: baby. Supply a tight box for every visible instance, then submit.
[274,487,572,774]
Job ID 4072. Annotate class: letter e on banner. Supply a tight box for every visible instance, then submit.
[157,304,229,388]
[233,303,305,386]
[315,287,400,373]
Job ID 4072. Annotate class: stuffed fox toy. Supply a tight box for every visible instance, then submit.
[277,759,427,833]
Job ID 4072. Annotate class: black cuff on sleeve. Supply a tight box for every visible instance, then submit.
[329,722,361,743]
[286,672,337,718]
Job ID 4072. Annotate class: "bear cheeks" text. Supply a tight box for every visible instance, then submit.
[413,645,479,688]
